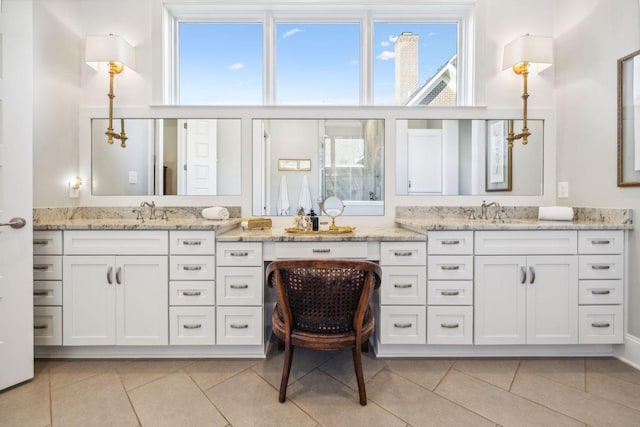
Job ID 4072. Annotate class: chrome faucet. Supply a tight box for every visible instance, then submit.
[480,200,500,220]
[140,201,156,220]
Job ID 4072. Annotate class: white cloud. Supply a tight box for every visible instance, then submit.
[377,51,395,61]
[381,41,390,47]
[227,63,244,71]
[283,28,302,38]
[389,35,398,43]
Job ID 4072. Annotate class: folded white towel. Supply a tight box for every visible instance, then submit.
[202,206,230,220]
[298,175,313,213]
[276,176,290,216]
[538,206,574,221]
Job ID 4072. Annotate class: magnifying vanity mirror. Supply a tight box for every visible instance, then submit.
[321,196,345,230]
[618,49,640,186]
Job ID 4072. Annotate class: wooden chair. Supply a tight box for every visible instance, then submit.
[266,259,382,406]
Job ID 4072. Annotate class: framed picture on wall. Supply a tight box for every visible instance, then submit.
[278,158,311,171]
[486,120,512,192]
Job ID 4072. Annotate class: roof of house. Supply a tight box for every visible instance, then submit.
[405,54,457,106]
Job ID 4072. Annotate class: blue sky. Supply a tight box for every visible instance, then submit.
[179,22,457,105]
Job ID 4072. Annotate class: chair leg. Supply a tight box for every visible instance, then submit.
[352,345,367,406]
[279,342,294,403]
[361,339,370,353]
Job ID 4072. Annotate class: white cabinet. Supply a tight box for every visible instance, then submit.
[33,231,63,346]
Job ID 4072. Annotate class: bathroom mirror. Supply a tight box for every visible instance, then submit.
[91,118,242,196]
[252,119,384,216]
[618,49,640,186]
[396,119,544,196]
[322,196,345,230]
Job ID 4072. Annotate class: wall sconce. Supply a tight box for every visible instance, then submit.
[502,34,553,145]
[85,34,136,147]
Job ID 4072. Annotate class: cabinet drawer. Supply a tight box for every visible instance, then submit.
[380,242,426,265]
[578,230,624,255]
[170,231,216,255]
[428,281,473,305]
[578,255,623,279]
[428,256,473,280]
[169,306,215,345]
[34,306,62,346]
[33,231,63,255]
[33,281,62,306]
[427,306,473,345]
[475,231,577,255]
[64,230,168,255]
[579,280,623,305]
[216,267,262,306]
[169,256,216,280]
[217,242,262,266]
[578,305,623,344]
[169,281,215,306]
[379,305,426,344]
[380,266,426,305]
[428,231,473,255]
[216,306,263,345]
[33,255,62,280]
[274,241,368,259]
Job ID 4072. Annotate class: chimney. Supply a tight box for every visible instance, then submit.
[394,32,419,105]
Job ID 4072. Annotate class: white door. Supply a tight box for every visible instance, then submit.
[182,119,218,195]
[0,1,35,390]
[407,129,443,193]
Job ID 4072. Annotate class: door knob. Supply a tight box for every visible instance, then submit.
[0,217,26,229]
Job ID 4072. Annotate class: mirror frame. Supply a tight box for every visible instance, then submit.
[617,49,640,187]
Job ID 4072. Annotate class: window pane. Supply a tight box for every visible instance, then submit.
[276,23,360,105]
[179,22,263,105]
[373,23,458,106]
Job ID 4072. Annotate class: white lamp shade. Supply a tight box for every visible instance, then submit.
[502,34,553,71]
[85,34,136,70]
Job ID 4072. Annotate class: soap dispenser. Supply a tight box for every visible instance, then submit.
[309,209,319,231]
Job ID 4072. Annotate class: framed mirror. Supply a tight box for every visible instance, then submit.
[618,49,640,186]
[91,118,242,196]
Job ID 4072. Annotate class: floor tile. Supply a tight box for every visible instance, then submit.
[518,358,585,390]
[452,358,520,390]
[288,369,406,427]
[49,359,118,390]
[318,349,387,390]
[586,357,640,385]
[436,369,583,427]
[252,347,333,389]
[586,371,640,411]
[51,371,138,427]
[128,371,227,427]
[206,370,317,427]
[116,359,191,391]
[0,369,51,427]
[511,370,640,427]
[185,359,259,391]
[368,369,495,427]
[384,358,454,391]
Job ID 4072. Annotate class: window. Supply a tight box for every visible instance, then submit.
[165,3,473,106]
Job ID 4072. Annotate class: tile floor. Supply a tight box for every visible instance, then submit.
[2,348,640,427]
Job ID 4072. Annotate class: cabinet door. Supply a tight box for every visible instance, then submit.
[525,255,578,344]
[63,256,116,345]
[116,256,168,345]
[474,256,526,345]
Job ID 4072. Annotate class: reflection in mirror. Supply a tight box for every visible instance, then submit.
[618,50,640,186]
[252,119,384,216]
[395,119,544,196]
[91,118,242,196]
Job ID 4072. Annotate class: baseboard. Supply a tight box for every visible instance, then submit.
[614,333,640,369]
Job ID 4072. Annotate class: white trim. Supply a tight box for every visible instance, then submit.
[614,333,640,370]
[374,343,616,358]
[35,345,265,359]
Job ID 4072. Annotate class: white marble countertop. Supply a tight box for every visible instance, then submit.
[216,226,426,242]
[395,217,633,231]
[33,217,242,231]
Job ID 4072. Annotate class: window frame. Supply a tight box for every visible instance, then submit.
[162,2,475,106]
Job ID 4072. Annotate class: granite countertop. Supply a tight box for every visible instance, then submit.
[216,226,426,242]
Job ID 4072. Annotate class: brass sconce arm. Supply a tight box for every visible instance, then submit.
[507,62,531,146]
[106,61,128,148]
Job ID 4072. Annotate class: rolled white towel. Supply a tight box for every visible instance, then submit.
[202,206,230,220]
[538,206,574,221]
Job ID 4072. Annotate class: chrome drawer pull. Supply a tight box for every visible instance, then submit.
[183,265,203,271]
[230,323,249,329]
[393,251,413,256]
[520,266,526,284]
[182,291,202,297]
[591,240,611,245]
[393,322,412,329]
[591,322,611,328]
[33,240,50,245]
[230,284,249,289]
[33,290,50,296]
[394,283,413,289]
[33,265,49,271]
[115,267,122,285]
[591,265,611,270]
[183,324,202,329]
[182,240,202,246]
[591,290,611,295]
[107,266,113,285]
[441,323,460,329]
[33,324,48,330]
[230,251,249,257]
[441,265,460,271]
[441,240,460,245]
[441,291,460,296]
[529,266,536,284]
[312,248,331,253]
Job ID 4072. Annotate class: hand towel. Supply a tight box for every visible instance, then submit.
[298,175,313,213]
[538,206,574,221]
[276,176,290,216]
[202,206,230,220]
